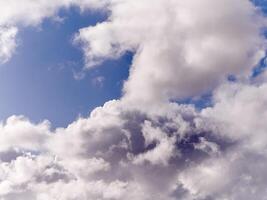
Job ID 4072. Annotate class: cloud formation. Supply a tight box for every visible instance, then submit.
[0,0,267,200]
[76,0,266,103]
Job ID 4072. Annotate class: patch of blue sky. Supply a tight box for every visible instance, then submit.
[0,7,131,128]
[174,92,213,111]
[250,1,267,78]
[252,0,267,13]
[251,52,267,77]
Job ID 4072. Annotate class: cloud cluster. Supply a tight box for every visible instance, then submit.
[0,0,267,200]
[0,101,199,200]
[75,0,266,103]
[180,80,267,199]
[2,80,267,199]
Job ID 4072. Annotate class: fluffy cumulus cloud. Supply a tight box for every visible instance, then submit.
[1,0,267,200]
[75,0,266,103]
[180,80,267,199]
[0,101,201,200]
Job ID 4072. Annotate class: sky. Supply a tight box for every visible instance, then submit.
[0,8,131,127]
[1,0,267,200]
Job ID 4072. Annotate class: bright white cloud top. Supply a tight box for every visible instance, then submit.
[0,0,267,200]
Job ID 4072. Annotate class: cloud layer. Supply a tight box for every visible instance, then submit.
[0,0,267,200]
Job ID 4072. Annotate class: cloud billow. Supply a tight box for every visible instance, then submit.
[0,0,267,200]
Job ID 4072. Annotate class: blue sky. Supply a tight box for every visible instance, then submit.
[0,8,131,127]
[0,1,266,127]
[1,1,267,199]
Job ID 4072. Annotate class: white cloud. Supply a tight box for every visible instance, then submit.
[0,99,204,200]
[1,82,267,199]
[75,0,266,104]
[0,0,267,200]
[0,115,50,153]
[0,0,108,63]
[177,79,267,199]
[200,81,267,151]
[0,0,107,27]
[0,27,17,64]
